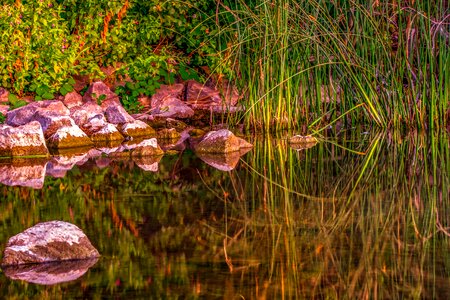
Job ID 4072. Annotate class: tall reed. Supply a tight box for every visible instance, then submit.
[217,0,449,131]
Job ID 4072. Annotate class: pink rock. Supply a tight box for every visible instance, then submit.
[117,120,155,138]
[0,159,47,189]
[46,125,93,149]
[185,80,222,105]
[70,101,104,127]
[6,101,69,127]
[46,154,89,178]
[0,87,9,103]
[194,129,253,154]
[0,104,9,115]
[89,123,124,142]
[1,221,100,266]
[152,97,194,119]
[82,81,119,104]
[104,104,135,124]
[62,91,83,109]
[34,113,76,139]
[0,121,49,157]
[151,83,184,108]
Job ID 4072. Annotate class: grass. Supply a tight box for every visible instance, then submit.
[215,0,449,131]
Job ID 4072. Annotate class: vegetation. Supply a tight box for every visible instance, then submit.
[0,1,448,128]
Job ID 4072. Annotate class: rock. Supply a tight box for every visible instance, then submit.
[185,80,222,106]
[0,87,9,103]
[194,129,253,154]
[117,120,155,138]
[82,81,119,104]
[6,100,69,127]
[46,154,89,178]
[205,78,241,106]
[62,91,83,109]
[156,128,181,140]
[46,125,93,149]
[151,97,194,119]
[0,121,49,157]
[70,101,104,127]
[89,123,124,142]
[1,221,100,266]
[0,104,9,116]
[109,138,164,157]
[104,104,135,124]
[2,257,98,285]
[289,135,318,151]
[159,129,190,152]
[196,152,243,171]
[150,83,184,108]
[137,95,151,109]
[133,155,162,172]
[34,113,76,139]
[0,158,48,189]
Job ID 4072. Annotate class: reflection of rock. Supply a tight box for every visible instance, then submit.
[2,257,98,285]
[46,154,89,178]
[194,129,253,154]
[2,221,100,266]
[0,158,48,189]
[0,121,49,157]
[289,135,318,151]
[108,138,164,158]
[197,148,252,171]
[133,155,162,172]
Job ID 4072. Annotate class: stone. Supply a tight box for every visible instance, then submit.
[6,100,69,127]
[89,123,124,142]
[0,158,48,189]
[185,80,223,106]
[109,138,164,157]
[0,121,49,157]
[46,154,89,178]
[1,221,100,266]
[117,120,155,138]
[289,135,317,144]
[151,97,194,119]
[156,128,181,140]
[0,104,9,115]
[0,87,9,103]
[34,113,76,139]
[137,95,151,109]
[194,129,253,154]
[104,104,135,124]
[133,155,162,172]
[150,83,184,108]
[2,258,98,285]
[46,125,93,149]
[205,78,241,106]
[70,101,104,127]
[82,81,119,104]
[62,91,83,109]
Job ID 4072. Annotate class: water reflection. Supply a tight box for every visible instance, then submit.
[2,258,99,285]
[0,131,448,298]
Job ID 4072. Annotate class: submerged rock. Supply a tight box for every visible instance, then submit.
[0,121,49,157]
[2,257,98,285]
[194,129,253,154]
[1,221,100,266]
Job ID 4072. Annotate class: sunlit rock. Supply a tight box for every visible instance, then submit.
[159,129,190,152]
[289,135,318,151]
[1,221,100,266]
[0,158,48,188]
[157,128,181,140]
[6,100,69,127]
[151,83,184,108]
[117,120,156,138]
[194,129,253,154]
[34,113,76,139]
[70,101,104,127]
[151,97,194,119]
[90,123,124,142]
[2,257,98,285]
[62,91,83,109]
[0,121,49,157]
[46,125,93,149]
[82,81,119,104]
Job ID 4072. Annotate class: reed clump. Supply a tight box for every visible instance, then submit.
[216,0,449,131]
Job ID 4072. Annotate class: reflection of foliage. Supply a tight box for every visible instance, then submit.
[0,132,448,298]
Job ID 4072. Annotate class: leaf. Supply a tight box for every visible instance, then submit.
[42,92,54,100]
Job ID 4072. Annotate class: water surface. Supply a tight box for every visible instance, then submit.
[0,131,448,299]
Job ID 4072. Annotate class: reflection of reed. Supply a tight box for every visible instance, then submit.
[210,131,449,298]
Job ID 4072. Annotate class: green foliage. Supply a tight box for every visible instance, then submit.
[0,0,219,99]
[7,93,27,109]
[0,112,5,124]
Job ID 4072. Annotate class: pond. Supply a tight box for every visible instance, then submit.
[0,130,449,299]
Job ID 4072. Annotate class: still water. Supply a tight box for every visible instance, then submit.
[0,131,448,299]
